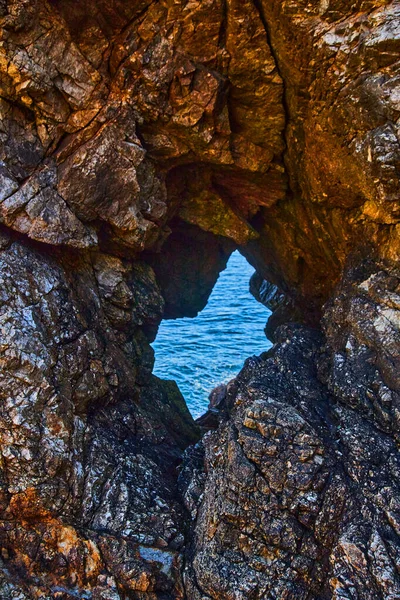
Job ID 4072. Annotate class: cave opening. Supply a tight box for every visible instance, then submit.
[151,250,272,419]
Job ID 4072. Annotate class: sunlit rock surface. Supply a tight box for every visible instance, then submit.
[0,0,399,597]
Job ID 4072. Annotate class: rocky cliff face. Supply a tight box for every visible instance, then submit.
[182,256,400,599]
[0,0,399,598]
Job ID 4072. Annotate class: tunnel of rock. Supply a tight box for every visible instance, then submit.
[0,0,399,597]
[150,249,273,419]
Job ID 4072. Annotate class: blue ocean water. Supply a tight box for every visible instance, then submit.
[152,251,272,418]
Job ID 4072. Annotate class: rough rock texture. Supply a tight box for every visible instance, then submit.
[244,0,400,319]
[181,257,400,599]
[1,0,399,315]
[249,271,304,342]
[0,0,399,598]
[0,228,198,597]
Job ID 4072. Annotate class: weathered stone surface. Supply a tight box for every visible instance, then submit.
[0,0,286,257]
[250,271,305,341]
[182,259,400,599]
[322,254,400,438]
[1,0,398,311]
[0,0,398,597]
[244,0,400,318]
[0,230,198,597]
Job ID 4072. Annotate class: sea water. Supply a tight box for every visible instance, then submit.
[152,251,272,418]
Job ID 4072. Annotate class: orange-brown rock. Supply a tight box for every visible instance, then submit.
[0,0,399,598]
[244,0,400,317]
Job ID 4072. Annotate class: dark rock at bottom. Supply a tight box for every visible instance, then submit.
[181,257,400,600]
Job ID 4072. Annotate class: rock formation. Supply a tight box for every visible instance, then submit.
[182,256,400,599]
[0,0,398,598]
